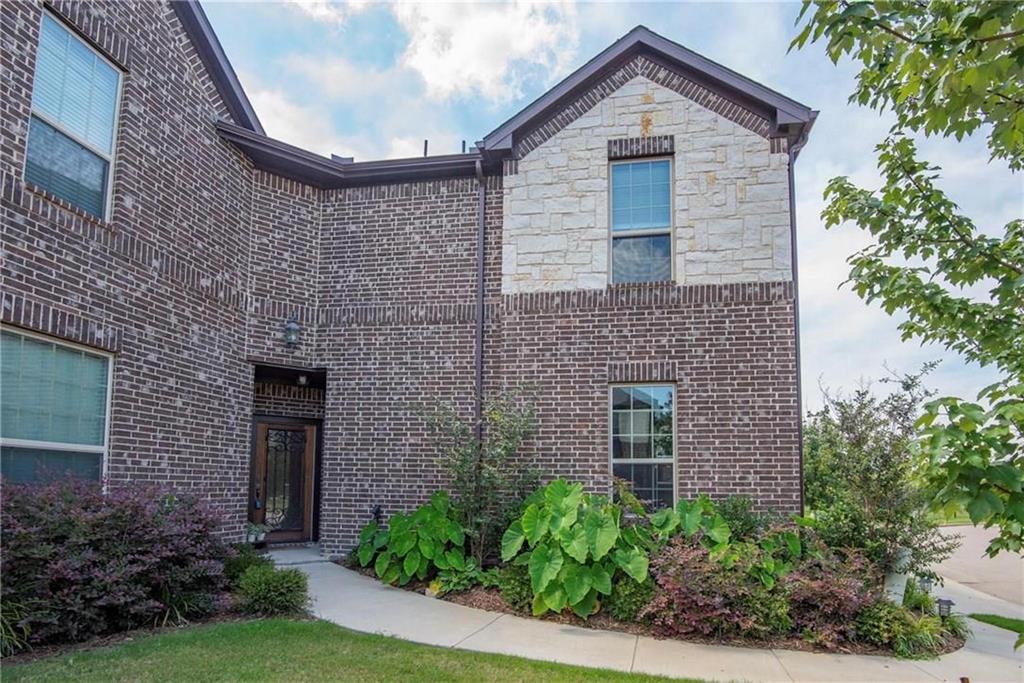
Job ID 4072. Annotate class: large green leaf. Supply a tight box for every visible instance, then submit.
[584,510,619,560]
[560,562,592,605]
[677,500,702,537]
[358,521,378,545]
[541,584,568,613]
[522,504,551,545]
[589,562,613,595]
[403,549,421,577]
[445,548,466,572]
[570,588,599,619]
[528,543,563,594]
[357,542,376,567]
[612,547,649,583]
[703,514,731,545]
[445,520,465,547]
[381,564,400,585]
[559,525,589,563]
[418,535,436,560]
[501,521,526,561]
[374,552,392,579]
[392,532,417,556]
[531,592,548,616]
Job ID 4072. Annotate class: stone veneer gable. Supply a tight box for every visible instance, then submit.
[502,74,793,294]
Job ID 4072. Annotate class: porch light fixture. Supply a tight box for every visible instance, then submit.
[282,316,302,349]
[937,598,954,619]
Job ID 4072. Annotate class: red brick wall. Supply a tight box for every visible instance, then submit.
[2,0,801,557]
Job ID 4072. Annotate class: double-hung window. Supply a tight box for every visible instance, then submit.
[610,159,672,283]
[610,385,674,508]
[0,329,113,484]
[25,13,121,219]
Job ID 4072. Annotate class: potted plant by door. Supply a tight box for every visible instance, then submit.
[245,522,272,548]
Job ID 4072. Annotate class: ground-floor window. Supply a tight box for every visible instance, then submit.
[0,328,112,483]
[610,384,674,508]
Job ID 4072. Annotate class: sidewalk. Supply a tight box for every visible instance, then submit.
[270,548,1023,683]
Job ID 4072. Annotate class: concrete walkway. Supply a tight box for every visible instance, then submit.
[269,547,1023,683]
[937,525,1024,605]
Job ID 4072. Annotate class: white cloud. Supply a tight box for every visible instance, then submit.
[391,1,579,102]
[282,0,364,25]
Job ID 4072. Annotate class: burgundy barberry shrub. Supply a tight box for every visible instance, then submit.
[639,536,792,639]
[782,542,880,649]
[1,479,230,650]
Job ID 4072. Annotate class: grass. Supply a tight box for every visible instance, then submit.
[970,613,1024,634]
[969,613,1024,649]
[3,619,697,682]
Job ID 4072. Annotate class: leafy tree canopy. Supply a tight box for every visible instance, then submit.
[792,1,1023,555]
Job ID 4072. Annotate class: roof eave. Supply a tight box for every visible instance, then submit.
[172,1,264,135]
[216,121,487,188]
[481,25,815,153]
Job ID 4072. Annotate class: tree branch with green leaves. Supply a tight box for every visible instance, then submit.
[792,0,1024,556]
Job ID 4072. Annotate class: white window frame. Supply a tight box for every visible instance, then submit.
[25,11,124,220]
[607,157,675,285]
[608,383,677,506]
[0,326,115,482]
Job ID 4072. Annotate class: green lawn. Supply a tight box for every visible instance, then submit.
[970,612,1024,648]
[3,619,695,682]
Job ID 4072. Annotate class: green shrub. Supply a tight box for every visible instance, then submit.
[225,544,273,588]
[434,561,495,596]
[855,600,948,658]
[237,565,309,616]
[902,579,935,614]
[355,492,469,587]
[497,564,533,612]
[500,480,651,619]
[715,496,777,540]
[605,575,654,622]
[942,613,972,641]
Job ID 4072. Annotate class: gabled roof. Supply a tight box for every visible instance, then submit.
[201,14,816,186]
[171,1,264,134]
[480,25,816,158]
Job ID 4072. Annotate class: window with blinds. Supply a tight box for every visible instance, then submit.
[0,330,112,484]
[25,13,121,218]
[610,159,673,284]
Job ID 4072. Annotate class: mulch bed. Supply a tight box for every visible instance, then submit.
[340,559,965,658]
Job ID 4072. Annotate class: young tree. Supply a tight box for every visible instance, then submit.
[792,1,1024,555]
[804,366,958,575]
[425,387,541,566]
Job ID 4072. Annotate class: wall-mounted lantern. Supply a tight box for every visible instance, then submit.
[282,316,301,349]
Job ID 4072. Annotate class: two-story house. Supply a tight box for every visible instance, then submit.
[0,0,815,556]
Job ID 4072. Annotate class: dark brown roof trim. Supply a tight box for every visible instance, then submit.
[216,121,486,188]
[172,1,264,135]
[481,25,816,158]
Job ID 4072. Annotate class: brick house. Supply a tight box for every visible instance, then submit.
[1,0,816,556]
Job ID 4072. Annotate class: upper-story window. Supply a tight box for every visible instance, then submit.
[610,159,672,284]
[25,13,122,219]
[0,329,113,484]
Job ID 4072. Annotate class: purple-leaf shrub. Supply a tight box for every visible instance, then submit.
[1,479,230,649]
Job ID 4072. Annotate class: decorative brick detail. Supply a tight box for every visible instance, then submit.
[253,382,325,419]
[48,0,132,68]
[607,360,679,383]
[1,291,122,352]
[607,135,675,160]
[516,55,773,159]
[501,281,793,314]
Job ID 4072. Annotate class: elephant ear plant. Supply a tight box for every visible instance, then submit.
[500,480,650,618]
[355,492,468,586]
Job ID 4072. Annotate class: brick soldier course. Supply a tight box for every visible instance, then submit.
[1,0,816,557]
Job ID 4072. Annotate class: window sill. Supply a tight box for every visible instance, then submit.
[21,180,117,233]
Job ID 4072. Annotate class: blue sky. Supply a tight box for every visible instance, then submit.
[203,1,1017,410]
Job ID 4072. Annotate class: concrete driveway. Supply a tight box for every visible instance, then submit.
[936,525,1024,605]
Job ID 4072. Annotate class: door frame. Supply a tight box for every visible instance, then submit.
[249,414,323,543]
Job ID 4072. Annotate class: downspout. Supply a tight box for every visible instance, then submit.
[474,159,486,442]
[787,124,811,516]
